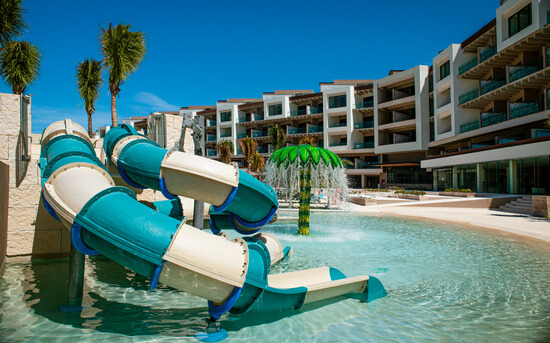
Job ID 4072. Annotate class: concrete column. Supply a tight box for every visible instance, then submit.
[452,166,458,189]
[432,170,438,191]
[361,175,365,189]
[476,163,484,193]
[508,160,517,194]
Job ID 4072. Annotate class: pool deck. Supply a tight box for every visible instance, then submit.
[345,201,550,244]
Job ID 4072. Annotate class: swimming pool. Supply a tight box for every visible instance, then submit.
[1,211,549,342]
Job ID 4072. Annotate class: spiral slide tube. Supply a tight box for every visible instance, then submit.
[40,120,386,330]
[102,124,278,233]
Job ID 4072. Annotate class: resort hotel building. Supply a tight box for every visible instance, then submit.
[146,0,550,195]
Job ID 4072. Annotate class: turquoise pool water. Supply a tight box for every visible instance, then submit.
[1,211,549,342]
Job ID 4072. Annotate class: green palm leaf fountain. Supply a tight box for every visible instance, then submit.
[265,144,348,235]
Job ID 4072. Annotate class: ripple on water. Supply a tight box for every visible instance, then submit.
[1,211,550,342]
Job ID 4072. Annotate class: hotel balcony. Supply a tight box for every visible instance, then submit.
[480,79,506,95]
[219,133,232,138]
[458,57,478,76]
[377,94,415,111]
[353,141,374,149]
[354,100,374,113]
[327,121,348,132]
[458,66,550,109]
[207,148,217,156]
[236,133,246,139]
[459,120,480,134]
[354,120,374,130]
[509,102,540,119]
[378,112,416,132]
[290,106,323,117]
[481,112,507,127]
[207,119,216,127]
[479,46,497,63]
[206,134,217,142]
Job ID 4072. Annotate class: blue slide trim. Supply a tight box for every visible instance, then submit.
[212,186,237,212]
[228,212,261,235]
[231,207,277,229]
[149,261,167,290]
[118,166,146,189]
[70,223,100,255]
[159,177,178,200]
[42,193,61,222]
[208,286,243,320]
[209,217,221,235]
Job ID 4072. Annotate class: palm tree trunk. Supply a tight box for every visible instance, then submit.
[87,110,93,138]
[298,166,311,235]
[110,93,118,126]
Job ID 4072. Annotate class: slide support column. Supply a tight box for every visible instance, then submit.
[67,243,85,307]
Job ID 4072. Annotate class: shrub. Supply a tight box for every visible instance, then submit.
[444,188,472,193]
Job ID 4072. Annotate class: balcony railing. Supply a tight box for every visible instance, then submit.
[207,134,216,141]
[328,122,347,128]
[509,102,540,119]
[509,65,539,82]
[329,142,347,147]
[287,127,298,134]
[298,127,307,133]
[480,79,506,95]
[252,131,265,138]
[208,120,216,127]
[220,133,231,138]
[355,101,374,109]
[481,112,507,127]
[207,149,217,156]
[236,133,246,139]
[353,142,374,149]
[458,88,479,105]
[308,125,322,133]
[479,46,496,63]
[357,160,380,169]
[257,147,268,153]
[354,121,374,129]
[238,117,248,123]
[236,149,243,155]
[459,120,480,133]
[310,107,323,114]
[458,57,477,75]
[253,114,264,121]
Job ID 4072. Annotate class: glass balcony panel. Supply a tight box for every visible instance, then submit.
[509,102,540,119]
[481,112,507,127]
[329,122,347,128]
[310,107,323,114]
[308,126,321,133]
[207,134,217,141]
[509,65,539,82]
[480,79,506,95]
[459,120,480,133]
[236,133,246,139]
[353,142,374,149]
[207,149,217,156]
[458,88,479,105]
[479,46,496,63]
[458,57,478,75]
[354,121,374,129]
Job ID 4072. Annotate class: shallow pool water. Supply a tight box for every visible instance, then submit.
[1,212,550,342]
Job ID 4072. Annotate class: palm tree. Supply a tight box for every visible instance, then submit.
[249,152,265,175]
[100,23,146,126]
[217,139,234,164]
[269,124,286,151]
[0,0,27,47]
[0,40,40,94]
[76,58,103,138]
[238,136,257,169]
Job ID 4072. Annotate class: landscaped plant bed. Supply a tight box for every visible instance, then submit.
[397,194,428,201]
[348,197,377,206]
[440,192,476,198]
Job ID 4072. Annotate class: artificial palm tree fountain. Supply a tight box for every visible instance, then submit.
[265,138,348,235]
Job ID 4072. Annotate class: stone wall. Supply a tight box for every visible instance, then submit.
[0,93,68,258]
[533,196,549,217]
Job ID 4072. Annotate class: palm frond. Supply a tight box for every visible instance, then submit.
[0,0,28,46]
[0,40,40,94]
[100,23,146,95]
[76,58,102,113]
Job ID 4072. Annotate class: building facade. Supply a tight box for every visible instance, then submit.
[175,0,549,194]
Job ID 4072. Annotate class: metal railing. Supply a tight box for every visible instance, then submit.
[353,142,374,149]
[458,57,477,75]
[458,88,479,105]
[459,120,480,133]
[354,121,374,129]
[509,65,539,82]
[509,102,540,119]
[479,46,496,63]
[480,79,506,95]
[481,112,507,127]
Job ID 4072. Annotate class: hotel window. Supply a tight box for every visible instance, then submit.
[268,103,282,116]
[220,111,231,122]
[439,61,450,80]
[508,3,531,38]
[329,94,347,108]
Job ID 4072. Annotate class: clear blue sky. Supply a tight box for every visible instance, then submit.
[5,0,499,133]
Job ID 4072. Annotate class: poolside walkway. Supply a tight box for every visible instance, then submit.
[345,202,550,244]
